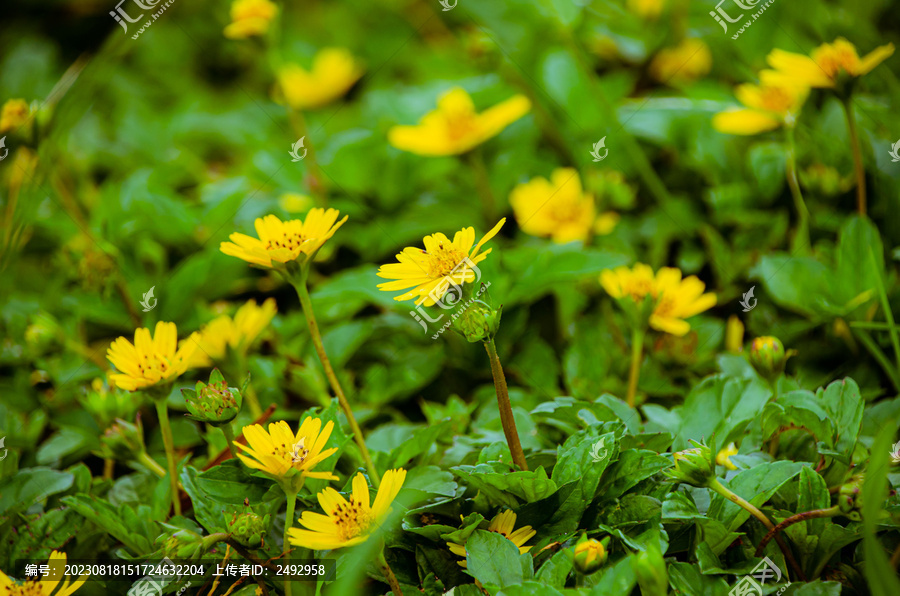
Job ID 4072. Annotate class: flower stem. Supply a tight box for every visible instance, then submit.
[221,423,238,458]
[154,399,181,516]
[292,279,380,487]
[784,125,810,253]
[287,107,327,204]
[377,547,404,596]
[484,338,528,471]
[755,505,840,556]
[103,458,115,480]
[841,96,866,216]
[626,327,645,408]
[282,488,298,596]
[467,150,498,224]
[138,451,168,478]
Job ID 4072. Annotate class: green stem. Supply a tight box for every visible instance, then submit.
[154,399,181,517]
[138,451,168,478]
[841,96,866,216]
[869,249,900,376]
[282,488,298,596]
[467,150,498,223]
[221,423,238,458]
[755,505,840,556]
[287,108,327,205]
[292,278,380,487]
[626,327,645,408]
[201,532,231,552]
[376,547,404,596]
[484,338,528,471]
[854,328,900,392]
[785,125,810,253]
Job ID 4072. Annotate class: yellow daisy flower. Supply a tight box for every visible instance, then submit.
[600,264,716,336]
[446,510,535,568]
[510,168,617,243]
[376,219,505,306]
[0,551,85,596]
[713,78,808,135]
[288,469,407,550]
[186,298,277,368]
[220,209,348,269]
[107,322,200,392]
[765,38,894,89]
[236,418,339,481]
[387,87,530,156]
[276,48,364,110]
[0,99,30,133]
[716,443,739,470]
[649,38,712,85]
[223,0,277,39]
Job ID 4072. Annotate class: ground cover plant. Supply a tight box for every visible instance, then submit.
[1,0,900,594]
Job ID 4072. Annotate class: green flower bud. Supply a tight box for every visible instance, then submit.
[226,506,271,548]
[838,475,864,520]
[453,299,502,343]
[749,336,794,382]
[573,536,607,575]
[97,417,146,461]
[664,440,715,488]
[159,528,205,559]
[182,369,242,426]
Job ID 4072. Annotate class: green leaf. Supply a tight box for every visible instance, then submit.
[589,555,636,595]
[816,379,863,461]
[666,561,731,596]
[709,461,806,532]
[390,419,453,468]
[676,375,771,450]
[552,431,618,500]
[535,548,573,587]
[60,495,154,555]
[465,530,534,589]
[0,468,73,515]
[452,464,557,508]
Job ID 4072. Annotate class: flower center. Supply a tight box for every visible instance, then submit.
[331,495,373,542]
[6,580,45,596]
[290,439,308,465]
[443,110,479,142]
[423,242,468,279]
[654,293,677,317]
[137,352,172,380]
[265,233,307,253]
[760,86,795,113]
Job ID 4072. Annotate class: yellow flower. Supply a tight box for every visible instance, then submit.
[510,168,618,244]
[223,0,277,39]
[0,551,85,596]
[186,298,277,368]
[0,99,30,133]
[765,38,894,89]
[107,322,200,392]
[220,209,348,269]
[573,538,607,574]
[288,469,407,550]
[376,219,505,306]
[716,443,739,470]
[725,315,744,354]
[626,0,666,19]
[276,48,364,110]
[236,418,339,481]
[447,510,535,568]
[600,264,716,336]
[649,39,712,85]
[712,78,809,135]
[387,87,530,156]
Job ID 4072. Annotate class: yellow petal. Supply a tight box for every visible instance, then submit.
[712,109,781,135]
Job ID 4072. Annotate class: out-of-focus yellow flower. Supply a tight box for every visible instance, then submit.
[712,78,808,135]
[276,48,364,110]
[377,219,505,306]
[626,0,665,19]
[220,209,348,269]
[601,264,716,336]
[278,193,313,214]
[236,418,338,482]
[765,38,894,89]
[725,315,744,353]
[509,168,618,243]
[649,39,712,85]
[288,469,406,550]
[223,0,277,39]
[716,443,739,470]
[186,298,277,368]
[573,537,607,574]
[447,510,535,568]
[0,99,29,133]
[107,322,199,392]
[387,87,530,156]
[0,550,85,596]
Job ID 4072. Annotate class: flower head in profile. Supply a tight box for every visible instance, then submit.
[186,298,277,368]
[447,510,535,568]
[220,209,348,269]
[276,48,364,110]
[716,443,739,470]
[288,469,407,550]
[664,440,715,488]
[510,168,618,244]
[765,38,894,89]
[236,418,338,482]
[107,322,200,392]
[377,219,505,306]
[0,550,85,596]
[601,264,716,336]
[388,87,530,156]
[0,99,30,133]
[649,38,712,86]
[713,77,809,135]
[223,0,277,39]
